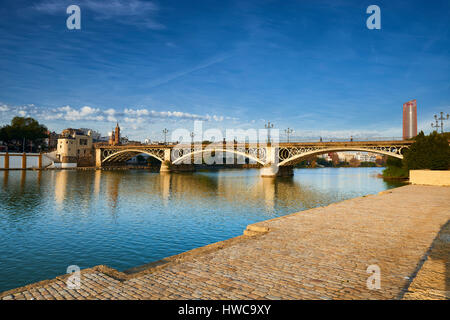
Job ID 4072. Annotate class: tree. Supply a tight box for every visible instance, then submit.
[330,153,340,166]
[1,117,48,151]
[316,157,332,167]
[375,155,387,166]
[147,156,161,167]
[360,161,376,167]
[382,157,408,179]
[136,155,146,163]
[0,126,7,142]
[403,131,450,170]
[349,158,361,167]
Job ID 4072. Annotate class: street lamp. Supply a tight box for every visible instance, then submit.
[285,128,294,143]
[162,128,169,144]
[431,112,449,133]
[190,132,195,145]
[265,121,274,144]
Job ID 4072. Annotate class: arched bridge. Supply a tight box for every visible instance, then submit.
[95,140,413,177]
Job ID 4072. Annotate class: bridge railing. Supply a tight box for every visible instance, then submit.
[95,137,411,149]
[278,136,407,143]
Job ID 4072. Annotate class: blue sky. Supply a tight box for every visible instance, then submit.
[0,0,449,141]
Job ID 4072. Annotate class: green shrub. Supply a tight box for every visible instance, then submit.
[403,131,450,170]
[382,164,409,179]
[383,131,449,178]
[360,161,376,167]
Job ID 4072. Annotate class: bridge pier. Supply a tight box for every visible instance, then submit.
[160,161,195,173]
[277,166,294,177]
[160,160,171,173]
[95,149,102,168]
[260,164,294,177]
[171,164,196,173]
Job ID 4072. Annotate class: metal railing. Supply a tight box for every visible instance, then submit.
[277,136,407,143]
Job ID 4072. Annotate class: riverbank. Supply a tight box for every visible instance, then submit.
[1,184,448,300]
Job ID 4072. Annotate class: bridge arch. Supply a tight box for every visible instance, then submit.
[171,148,266,165]
[102,149,164,163]
[278,147,404,167]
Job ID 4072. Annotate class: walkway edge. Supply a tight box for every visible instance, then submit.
[0,232,268,299]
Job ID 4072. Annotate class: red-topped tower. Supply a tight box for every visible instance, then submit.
[108,123,121,145]
[403,99,417,140]
[114,122,120,145]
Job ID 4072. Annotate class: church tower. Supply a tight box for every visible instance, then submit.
[114,122,121,145]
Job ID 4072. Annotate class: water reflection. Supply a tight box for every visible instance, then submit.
[54,170,68,208]
[2,168,407,216]
[0,168,405,292]
[160,172,171,205]
[3,170,8,188]
[2,168,406,218]
[94,170,101,198]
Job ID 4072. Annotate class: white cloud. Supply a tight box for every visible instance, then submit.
[124,108,149,117]
[34,0,164,29]
[57,105,104,121]
[123,108,225,122]
[208,115,224,122]
[123,117,144,124]
[0,103,234,141]
[104,108,117,122]
[2,103,227,124]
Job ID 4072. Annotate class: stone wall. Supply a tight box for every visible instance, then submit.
[77,153,95,167]
[409,170,450,186]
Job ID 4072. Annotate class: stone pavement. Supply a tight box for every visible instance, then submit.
[402,220,449,299]
[1,185,449,300]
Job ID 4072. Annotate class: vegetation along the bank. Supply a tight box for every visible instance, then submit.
[382,131,450,179]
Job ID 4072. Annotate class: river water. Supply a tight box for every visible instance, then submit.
[0,167,404,292]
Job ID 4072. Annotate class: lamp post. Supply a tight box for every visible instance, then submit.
[431,112,449,133]
[162,128,169,144]
[285,128,294,143]
[265,121,274,144]
[190,132,195,145]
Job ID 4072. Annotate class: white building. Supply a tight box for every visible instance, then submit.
[355,152,377,162]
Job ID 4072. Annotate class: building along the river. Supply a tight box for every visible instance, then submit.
[56,128,94,167]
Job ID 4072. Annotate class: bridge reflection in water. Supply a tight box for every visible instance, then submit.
[1,169,405,214]
[28,168,404,214]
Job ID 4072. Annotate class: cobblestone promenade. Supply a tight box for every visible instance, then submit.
[1,185,449,300]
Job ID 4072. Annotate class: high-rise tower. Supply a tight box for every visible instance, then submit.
[403,99,417,140]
